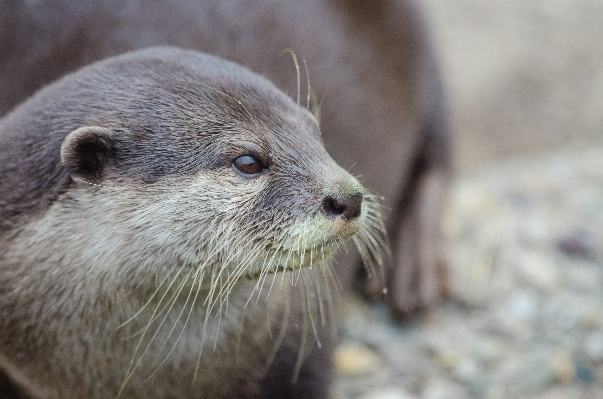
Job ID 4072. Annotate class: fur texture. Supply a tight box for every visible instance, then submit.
[0,47,384,399]
[0,0,451,318]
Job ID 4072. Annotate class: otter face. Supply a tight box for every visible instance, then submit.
[52,48,385,289]
[0,47,387,398]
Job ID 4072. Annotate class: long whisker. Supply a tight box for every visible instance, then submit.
[139,269,204,386]
[117,264,188,398]
[280,48,301,107]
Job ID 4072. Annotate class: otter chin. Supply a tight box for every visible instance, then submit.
[0,47,384,399]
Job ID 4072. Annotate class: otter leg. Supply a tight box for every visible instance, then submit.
[365,164,449,319]
[363,116,451,320]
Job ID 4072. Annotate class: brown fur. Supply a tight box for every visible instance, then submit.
[0,0,451,318]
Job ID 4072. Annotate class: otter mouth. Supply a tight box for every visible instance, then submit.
[240,203,369,280]
[244,241,341,279]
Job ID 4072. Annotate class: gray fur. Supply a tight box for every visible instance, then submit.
[0,47,384,399]
[0,0,451,318]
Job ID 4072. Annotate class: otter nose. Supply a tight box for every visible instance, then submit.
[322,192,363,220]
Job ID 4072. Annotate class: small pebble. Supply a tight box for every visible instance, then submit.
[553,354,575,384]
[359,387,417,399]
[334,343,381,376]
[509,357,557,395]
[498,288,539,326]
[433,348,462,371]
[585,332,603,362]
[453,357,479,382]
[467,376,490,398]
[470,339,503,366]
[574,362,596,384]
[422,378,465,399]
[516,251,560,291]
[557,230,597,260]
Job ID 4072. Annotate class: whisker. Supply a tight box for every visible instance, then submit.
[280,48,301,107]
[139,270,204,386]
[117,264,188,398]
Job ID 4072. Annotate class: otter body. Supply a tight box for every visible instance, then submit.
[0,0,451,318]
[0,47,383,399]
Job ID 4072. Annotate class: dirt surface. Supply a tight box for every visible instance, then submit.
[334,2,603,398]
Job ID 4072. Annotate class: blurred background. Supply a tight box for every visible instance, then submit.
[428,0,603,171]
[424,0,603,172]
[335,2,603,398]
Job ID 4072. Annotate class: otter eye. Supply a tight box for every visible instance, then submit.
[232,154,266,176]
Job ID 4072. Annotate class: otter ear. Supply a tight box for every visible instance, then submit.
[60,126,116,183]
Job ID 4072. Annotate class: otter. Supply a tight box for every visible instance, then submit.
[0,0,451,319]
[0,47,385,398]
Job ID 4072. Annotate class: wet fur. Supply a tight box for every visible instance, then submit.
[0,48,385,398]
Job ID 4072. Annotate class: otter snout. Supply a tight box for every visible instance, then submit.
[322,192,363,220]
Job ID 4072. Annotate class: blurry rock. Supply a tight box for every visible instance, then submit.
[470,338,504,366]
[508,357,557,395]
[585,332,603,363]
[433,348,463,371]
[553,353,575,384]
[467,376,490,398]
[498,288,539,329]
[516,250,560,292]
[557,230,597,260]
[452,357,479,383]
[421,378,465,399]
[334,343,382,376]
[360,387,417,399]
[574,362,596,384]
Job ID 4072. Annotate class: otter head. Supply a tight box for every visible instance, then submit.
[52,47,383,293]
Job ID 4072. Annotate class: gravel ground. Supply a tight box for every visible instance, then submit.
[334,2,603,398]
[334,146,603,399]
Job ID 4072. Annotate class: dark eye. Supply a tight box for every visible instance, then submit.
[232,155,266,176]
